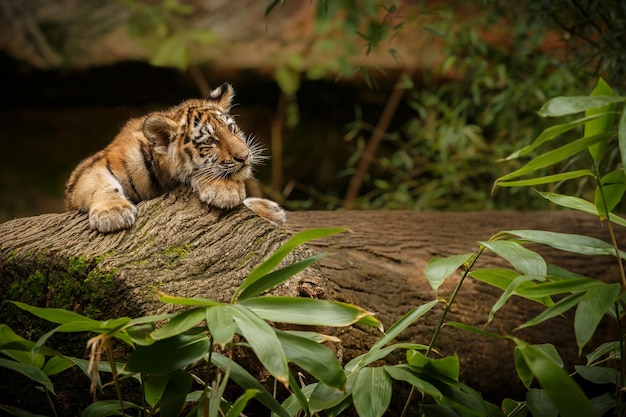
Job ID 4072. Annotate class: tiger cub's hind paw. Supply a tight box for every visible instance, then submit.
[89,203,137,233]
[243,197,286,227]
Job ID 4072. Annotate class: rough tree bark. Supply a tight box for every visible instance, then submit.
[1,187,623,413]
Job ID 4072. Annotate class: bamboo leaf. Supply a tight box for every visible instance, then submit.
[425,254,473,295]
[240,296,380,328]
[574,283,620,353]
[234,228,344,302]
[594,169,626,218]
[0,358,54,393]
[526,388,558,417]
[211,353,290,417]
[352,367,392,417]
[151,307,206,340]
[480,240,547,276]
[515,342,594,417]
[159,370,193,417]
[41,355,74,376]
[586,78,615,164]
[504,229,626,258]
[81,400,141,417]
[124,333,210,374]
[237,253,327,301]
[488,275,547,324]
[516,292,586,330]
[384,365,442,399]
[10,301,96,325]
[496,169,594,188]
[157,292,222,307]
[275,329,346,390]
[619,106,626,175]
[496,133,608,183]
[538,95,626,117]
[206,306,235,348]
[515,277,602,298]
[229,304,289,386]
[227,389,259,417]
[537,191,626,226]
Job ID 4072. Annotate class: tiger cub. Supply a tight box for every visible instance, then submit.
[65,83,285,233]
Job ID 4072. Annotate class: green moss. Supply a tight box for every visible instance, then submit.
[159,243,193,267]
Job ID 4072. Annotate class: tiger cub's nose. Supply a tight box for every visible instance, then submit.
[233,150,249,163]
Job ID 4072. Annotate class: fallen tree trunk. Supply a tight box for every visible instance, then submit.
[1,187,623,413]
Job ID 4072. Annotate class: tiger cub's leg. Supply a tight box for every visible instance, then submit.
[191,177,246,209]
[68,166,137,233]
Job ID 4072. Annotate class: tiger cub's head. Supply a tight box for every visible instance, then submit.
[142,83,263,182]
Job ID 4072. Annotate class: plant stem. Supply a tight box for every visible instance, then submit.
[105,342,126,417]
[400,248,484,417]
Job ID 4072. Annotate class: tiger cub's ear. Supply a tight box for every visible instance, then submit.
[207,82,234,112]
[143,114,179,154]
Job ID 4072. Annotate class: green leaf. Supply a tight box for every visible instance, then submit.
[595,169,626,218]
[144,373,169,408]
[487,275,548,323]
[80,400,141,417]
[574,283,620,353]
[275,65,301,96]
[227,389,258,417]
[275,384,317,417]
[619,106,626,176]
[425,254,473,295]
[124,333,210,374]
[586,78,615,164]
[211,353,290,417]
[515,342,594,417]
[352,367,392,417]
[206,306,235,348]
[496,133,608,183]
[536,191,626,226]
[590,393,617,417]
[240,296,380,328]
[42,355,74,376]
[504,229,626,258]
[575,365,620,386]
[229,304,289,387]
[470,268,552,306]
[11,301,96,325]
[150,36,189,70]
[526,388,558,417]
[0,405,49,417]
[237,253,327,301]
[516,292,585,330]
[276,329,346,389]
[0,357,54,393]
[384,365,442,399]
[496,169,594,188]
[151,307,206,340]
[160,370,193,417]
[504,114,611,160]
[538,95,626,117]
[406,350,460,382]
[157,292,222,307]
[514,277,602,298]
[479,240,547,276]
[586,341,620,365]
[234,228,344,302]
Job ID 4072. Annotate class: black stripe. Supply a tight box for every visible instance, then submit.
[140,140,162,191]
[122,160,141,203]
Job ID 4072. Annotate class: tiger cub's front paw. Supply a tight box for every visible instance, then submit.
[197,179,246,209]
[89,201,137,233]
[244,197,286,226]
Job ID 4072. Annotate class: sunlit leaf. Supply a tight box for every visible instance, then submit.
[352,367,392,417]
[586,341,620,365]
[237,253,327,301]
[496,133,608,183]
[240,296,380,328]
[157,292,222,307]
[504,114,610,160]
[479,240,547,276]
[574,283,620,353]
[206,306,235,348]
[514,277,602,298]
[515,342,594,417]
[211,353,290,417]
[151,307,206,340]
[538,95,626,117]
[406,350,460,382]
[10,301,96,325]
[425,254,473,295]
[488,275,547,324]
[227,389,259,417]
[346,343,430,373]
[41,355,74,376]
[586,78,615,164]
[229,304,289,386]
[496,169,594,187]
[504,229,626,258]
[536,191,626,226]
[234,228,344,302]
